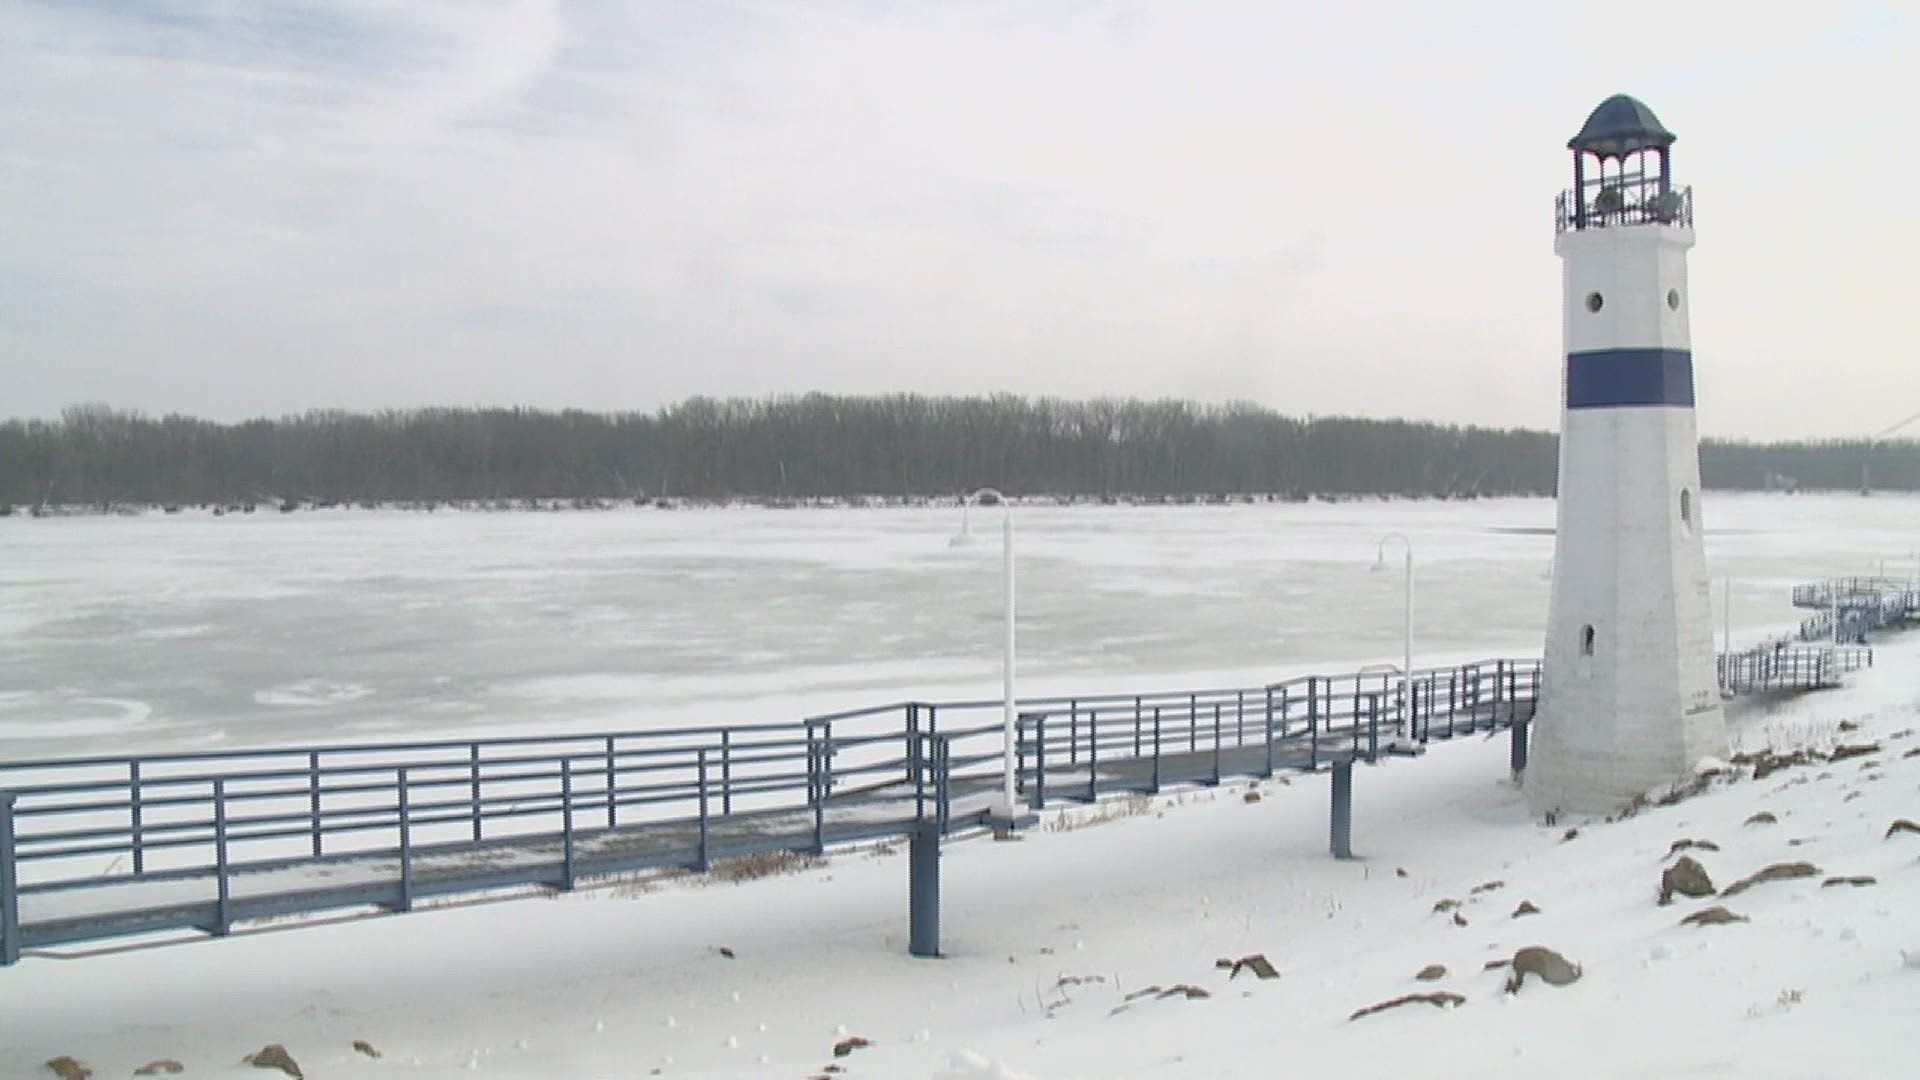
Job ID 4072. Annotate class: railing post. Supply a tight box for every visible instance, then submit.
[605,735,618,828]
[822,720,836,799]
[719,728,732,817]
[468,743,482,843]
[1211,703,1223,785]
[1367,693,1380,762]
[906,704,920,786]
[809,726,826,855]
[1132,697,1142,758]
[1068,700,1079,767]
[934,735,952,834]
[129,760,145,876]
[1447,672,1458,737]
[1188,693,1198,753]
[310,750,324,857]
[1510,716,1530,779]
[1308,677,1320,771]
[1263,688,1276,777]
[1151,707,1163,793]
[561,758,576,891]
[1,793,20,966]
[1236,690,1246,747]
[1329,762,1354,860]
[1494,660,1507,728]
[908,820,941,958]
[213,778,232,936]
[695,749,711,873]
[1030,714,1048,811]
[397,767,414,913]
[914,732,927,821]
[1086,709,1100,802]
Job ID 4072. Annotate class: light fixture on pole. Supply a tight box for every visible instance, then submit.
[1371,533,1414,731]
[954,488,1017,821]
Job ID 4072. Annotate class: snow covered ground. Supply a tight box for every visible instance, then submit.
[2,497,1918,1077]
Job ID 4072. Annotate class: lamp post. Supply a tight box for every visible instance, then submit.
[1370,534,1414,730]
[953,489,1017,820]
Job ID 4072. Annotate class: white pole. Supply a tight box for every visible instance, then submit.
[1001,503,1017,821]
[1401,546,1413,728]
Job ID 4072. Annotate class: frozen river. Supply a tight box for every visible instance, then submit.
[1,494,1913,759]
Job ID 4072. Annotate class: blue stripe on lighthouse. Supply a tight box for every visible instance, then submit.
[1564,348,1694,409]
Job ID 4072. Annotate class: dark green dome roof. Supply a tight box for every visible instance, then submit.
[1569,94,1675,158]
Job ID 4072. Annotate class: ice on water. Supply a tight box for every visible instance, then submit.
[0,494,1912,759]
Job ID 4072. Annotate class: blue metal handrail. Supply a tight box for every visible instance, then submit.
[0,656,1539,966]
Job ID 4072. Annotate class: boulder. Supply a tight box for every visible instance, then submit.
[1660,856,1715,905]
[1504,946,1580,993]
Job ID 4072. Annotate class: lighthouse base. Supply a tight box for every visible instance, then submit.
[1523,699,1725,817]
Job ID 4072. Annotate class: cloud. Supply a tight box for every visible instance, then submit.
[0,1,1914,438]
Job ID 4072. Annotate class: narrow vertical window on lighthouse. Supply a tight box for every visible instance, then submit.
[1680,487,1694,532]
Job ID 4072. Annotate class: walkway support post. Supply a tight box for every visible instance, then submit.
[0,793,19,966]
[1510,717,1530,779]
[1329,762,1354,860]
[908,821,941,958]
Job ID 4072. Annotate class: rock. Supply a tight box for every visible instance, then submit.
[1822,875,1877,888]
[1432,898,1461,913]
[352,1039,381,1059]
[1349,991,1465,1020]
[1242,791,1262,803]
[1482,958,1511,971]
[1745,811,1777,826]
[1220,953,1279,980]
[717,945,736,959]
[1828,743,1880,763]
[1667,837,1720,856]
[831,1036,872,1058]
[1562,827,1579,842]
[1720,861,1821,897]
[1885,819,1920,839]
[1395,867,1408,878]
[244,1044,304,1079]
[1451,912,1469,928]
[133,1064,184,1077]
[1512,900,1542,918]
[1415,964,1448,981]
[1504,946,1580,993]
[1902,748,1920,760]
[1470,879,1506,894]
[1681,905,1748,927]
[45,1058,90,1080]
[1660,856,1716,905]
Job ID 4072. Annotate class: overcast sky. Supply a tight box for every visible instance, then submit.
[2,1,1913,439]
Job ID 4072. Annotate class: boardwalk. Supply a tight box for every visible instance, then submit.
[1,660,1537,965]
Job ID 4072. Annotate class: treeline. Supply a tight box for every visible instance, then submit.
[0,397,1913,507]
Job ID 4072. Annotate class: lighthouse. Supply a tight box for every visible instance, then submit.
[1526,95,1726,816]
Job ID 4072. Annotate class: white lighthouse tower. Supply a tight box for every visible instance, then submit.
[1526,95,1726,816]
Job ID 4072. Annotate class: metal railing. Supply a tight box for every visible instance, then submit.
[0,657,1539,964]
[1716,644,1872,695]
[1555,184,1693,234]
[1790,577,1919,643]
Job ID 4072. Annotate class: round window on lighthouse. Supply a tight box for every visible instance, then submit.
[1585,292,1604,313]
